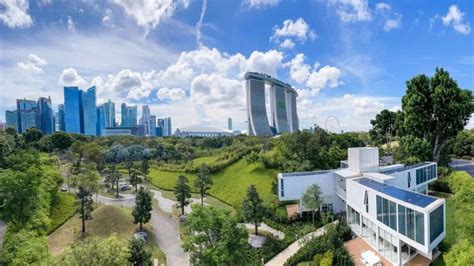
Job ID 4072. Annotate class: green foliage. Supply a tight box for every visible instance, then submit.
[1,229,51,265]
[48,192,77,233]
[0,133,14,168]
[50,131,73,151]
[451,129,474,158]
[242,185,265,235]
[182,205,248,266]
[128,238,152,266]
[444,239,474,266]
[369,109,397,146]
[22,127,43,144]
[313,250,333,266]
[174,175,191,216]
[195,163,212,205]
[77,186,93,234]
[245,150,260,165]
[140,158,150,180]
[56,234,129,266]
[130,169,142,192]
[132,187,153,231]
[301,184,322,225]
[394,135,432,164]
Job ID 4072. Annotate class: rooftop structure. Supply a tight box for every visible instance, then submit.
[174,126,233,137]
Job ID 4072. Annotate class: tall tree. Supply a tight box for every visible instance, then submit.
[79,164,102,206]
[369,109,397,149]
[129,169,142,192]
[22,127,43,144]
[76,186,93,235]
[194,163,212,205]
[402,68,473,162]
[128,238,151,266]
[140,158,150,181]
[106,165,121,198]
[50,131,73,151]
[242,185,265,235]
[302,184,322,225]
[132,187,153,231]
[174,175,191,216]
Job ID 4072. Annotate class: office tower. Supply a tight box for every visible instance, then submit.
[245,72,298,136]
[57,104,65,131]
[163,117,172,136]
[128,105,137,127]
[37,97,54,134]
[97,105,106,136]
[64,87,83,134]
[121,103,128,127]
[5,110,18,131]
[16,98,40,133]
[141,105,150,122]
[81,86,97,135]
[148,115,156,136]
[157,118,164,137]
[228,118,232,131]
[103,100,116,127]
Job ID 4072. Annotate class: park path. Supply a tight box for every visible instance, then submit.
[242,223,285,240]
[0,220,6,252]
[265,221,338,266]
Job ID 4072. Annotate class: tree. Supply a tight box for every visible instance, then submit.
[106,165,121,198]
[22,127,43,144]
[129,169,142,192]
[242,185,265,235]
[128,238,151,266]
[76,186,93,235]
[402,68,473,162]
[194,163,212,205]
[132,187,153,231]
[394,135,432,164]
[78,165,102,206]
[302,184,322,225]
[444,240,474,266]
[244,151,260,165]
[182,205,248,265]
[140,158,150,181]
[50,131,73,151]
[369,109,397,148]
[174,175,191,216]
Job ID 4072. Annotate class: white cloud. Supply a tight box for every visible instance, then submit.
[246,50,283,76]
[333,0,372,23]
[384,13,402,31]
[375,2,390,11]
[67,16,76,33]
[113,0,190,35]
[289,53,310,84]
[306,65,343,92]
[102,9,113,26]
[190,73,245,107]
[346,94,384,114]
[195,0,207,47]
[243,0,279,9]
[271,18,316,43]
[0,0,33,28]
[17,54,47,74]
[58,67,87,87]
[156,87,186,100]
[279,39,295,49]
[442,5,471,35]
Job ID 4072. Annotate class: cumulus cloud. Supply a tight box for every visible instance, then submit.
[58,67,87,87]
[191,73,245,107]
[113,0,190,34]
[0,0,33,28]
[375,2,390,11]
[17,54,47,74]
[243,0,279,9]
[67,16,76,33]
[384,13,402,31]
[271,18,316,43]
[279,39,295,49]
[333,0,372,23]
[157,87,186,100]
[289,54,310,84]
[442,5,471,35]
[102,9,113,26]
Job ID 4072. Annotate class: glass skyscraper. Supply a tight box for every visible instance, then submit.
[103,100,116,127]
[38,97,54,134]
[163,117,172,136]
[120,103,137,128]
[16,99,40,133]
[82,86,97,135]
[97,105,106,136]
[121,103,128,127]
[57,104,65,131]
[64,87,83,134]
[5,110,18,131]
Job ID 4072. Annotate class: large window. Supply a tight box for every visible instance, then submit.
[389,201,397,230]
[416,164,437,185]
[399,205,425,245]
[398,205,406,235]
[280,179,284,197]
[376,195,397,231]
[430,205,444,243]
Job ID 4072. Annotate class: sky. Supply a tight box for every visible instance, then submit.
[0,0,473,132]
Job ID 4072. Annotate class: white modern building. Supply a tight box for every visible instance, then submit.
[174,126,233,137]
[278,147,445,265]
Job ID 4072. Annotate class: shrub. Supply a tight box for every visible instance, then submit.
[48,193,77,233]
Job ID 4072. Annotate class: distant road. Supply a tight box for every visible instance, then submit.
[449,159,474,177]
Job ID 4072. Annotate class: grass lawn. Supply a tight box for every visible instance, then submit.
[149,158,278,208]
[48,192,77,234]
[48,205,166,264]
[192,155,219,165]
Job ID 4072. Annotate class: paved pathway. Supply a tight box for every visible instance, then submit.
[265,221,338,266]
[0,220,6,252]
[449,159,474,177]
[242,223,285,240]
[152,190,203,215]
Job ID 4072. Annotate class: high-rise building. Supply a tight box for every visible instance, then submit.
[103,100,116,127]
[121,103,128,127]
[64,87,83,134]
[163,117,172,136]
[139,105,156,136]
[5,110,18,131]
[149,115,156,136]
[38,97,54,134]
[57,104,65,131]
[228,118,232,131]
[82,86,97,135]
[97,105,106,136]
[17,98,40,133]
[120,103,137,128]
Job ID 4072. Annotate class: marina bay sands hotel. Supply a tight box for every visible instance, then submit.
[245,72,299,136]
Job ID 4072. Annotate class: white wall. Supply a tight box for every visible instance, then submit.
[348,147,379,173]
[279,172,336,202]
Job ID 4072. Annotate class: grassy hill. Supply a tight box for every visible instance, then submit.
[149,157,278,208]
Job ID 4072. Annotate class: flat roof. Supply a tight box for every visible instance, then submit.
[356,178,437,208]
[334,168,361,178]
[379,162,433,175]
[280,169,333,177]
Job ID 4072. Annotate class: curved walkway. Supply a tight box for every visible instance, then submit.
[265,221,338,266]
[242,223,285,240]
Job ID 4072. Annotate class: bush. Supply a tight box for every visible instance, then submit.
[48,192,77,233]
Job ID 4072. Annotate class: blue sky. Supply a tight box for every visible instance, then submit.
[0,0,473,131]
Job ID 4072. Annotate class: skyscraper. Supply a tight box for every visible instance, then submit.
[163,117,172,136]
[57,104,65,131]
[82,86,97,135]
[121,103,128,127]
[148,115,156,136]
[38,97,54,134]
[228,118,232,131]
[5,110,18,131]
[139,105,156,136]
[17,98,40,133]
[64,87,83,134]
[97,105,106,136]
[103,100,116,127]
[128,105,137,128]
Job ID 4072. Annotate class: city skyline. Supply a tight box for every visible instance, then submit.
[0,1,473,131]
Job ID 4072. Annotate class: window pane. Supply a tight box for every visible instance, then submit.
[430,205,444,243]
[415,211,424,244]
[389,201,397,230]
[398,205,406,235]
[383,198,389,226]
[377,196,382,222]
[407,208,415,240]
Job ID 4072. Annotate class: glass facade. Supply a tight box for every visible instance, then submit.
[103,100,116,127]
[57,104,65,131]
[377,195,397,231]
[5,110,18,131]
[270,84,290,133]
[430,205,444,243]
[17,99,40,133]
[82,86,97,136]
[416,165,436,184]
[246,78,273,136]
[64,87,83,134]
[97,106,105,136]
[280,179,284,197]
[38,97,54,134]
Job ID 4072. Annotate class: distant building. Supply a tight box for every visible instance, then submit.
[155,126,163,137]
[228,118,232,131]
[105,127,135,136]
[121,103,128,127]
[57,104,65,131]
[121,103,137,127]
[0,122,5,131]
[38,97,54,134]
[174,126,233,137]
[82,86,97,136]
[103,100,116,127]
[148,115,156,136]
[136,124,146,136]
[162,117,172,136]
[5,110,18,131]
[139,105,155,136]
[17,98,40,133]
[64,87,83,134]
[97,105,106,136]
